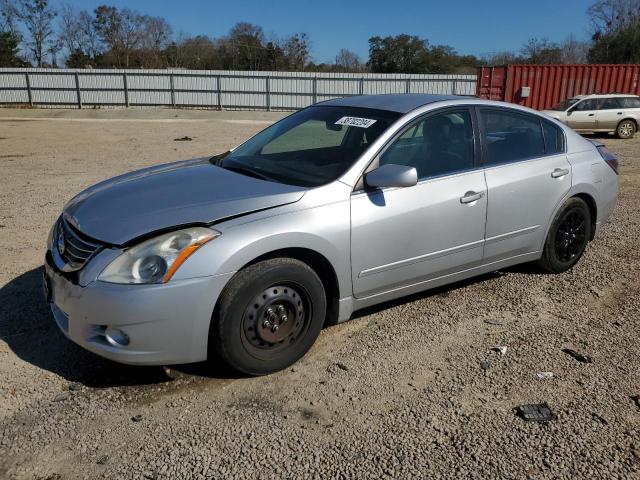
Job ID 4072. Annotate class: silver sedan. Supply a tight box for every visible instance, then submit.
[44,94,619,375]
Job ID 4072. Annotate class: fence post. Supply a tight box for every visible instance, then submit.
[405,78,411,94]
[123,73,129,107]
[216,75,222,110]
[74,72,82,109]
[25,72,33,106]
[452,79,457,95]
[312,76,317,105]
[265,76,271,111]
[359,77,364,95]
[169,73,176,107]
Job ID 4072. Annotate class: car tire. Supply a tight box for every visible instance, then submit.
[211,257,326,375]
[538,197,592,273]
[615,119,636,139]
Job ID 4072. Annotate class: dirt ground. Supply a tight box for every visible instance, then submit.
[0,108,639,479]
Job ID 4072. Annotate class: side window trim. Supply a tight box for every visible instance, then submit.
[477,106,564,167]
[353,105,480,191]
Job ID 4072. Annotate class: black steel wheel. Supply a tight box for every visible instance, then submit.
[538,197,591,273]
[211,258,326,375]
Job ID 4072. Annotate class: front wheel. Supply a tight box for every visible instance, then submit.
[211,258,326,375]
[616,119,636,139]
[538,197,591,273]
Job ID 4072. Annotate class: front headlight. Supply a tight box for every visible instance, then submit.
[98,227,219,284]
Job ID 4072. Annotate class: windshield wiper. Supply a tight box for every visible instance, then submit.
[221,163,275,182]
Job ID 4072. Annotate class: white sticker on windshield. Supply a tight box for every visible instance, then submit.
[335,116,377,128]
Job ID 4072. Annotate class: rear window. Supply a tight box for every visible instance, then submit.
[480,109,545,164]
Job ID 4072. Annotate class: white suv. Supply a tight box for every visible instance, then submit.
[542,94,640,139]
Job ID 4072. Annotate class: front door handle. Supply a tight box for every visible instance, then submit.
[460,191,484,204]
[588,113,595,117]
[551,168,570,178]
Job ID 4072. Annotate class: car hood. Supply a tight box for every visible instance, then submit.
[63,158,306,245]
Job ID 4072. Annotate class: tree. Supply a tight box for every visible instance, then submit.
[0,29,27,66]
[283,32,310,70]
[16,0,58,67]
[521,37,563,64]
[587,0,640,62]
[228,22,265,70]
[335,48,362,72]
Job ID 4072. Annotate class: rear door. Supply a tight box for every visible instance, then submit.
[566,98,599,130]
[350,108,487,298]
[479,108,571,263]
[597,97,624,130]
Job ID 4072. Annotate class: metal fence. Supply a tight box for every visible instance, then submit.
[0,68,477,111]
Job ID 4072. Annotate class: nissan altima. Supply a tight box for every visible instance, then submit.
[44,94,619,375]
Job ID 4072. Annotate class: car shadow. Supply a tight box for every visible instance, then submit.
[0,266,235,388]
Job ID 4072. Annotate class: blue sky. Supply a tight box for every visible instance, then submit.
[56,0,593,62]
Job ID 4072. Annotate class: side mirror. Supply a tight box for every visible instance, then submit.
[365,164,418,189]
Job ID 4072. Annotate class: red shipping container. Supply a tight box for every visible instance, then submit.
[476,64,640,110]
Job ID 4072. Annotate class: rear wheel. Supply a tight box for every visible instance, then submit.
[538,197,591,273]
[211,258,326,375]
[616,119,636,139]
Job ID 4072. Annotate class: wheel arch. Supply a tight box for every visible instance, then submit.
[572,192,598,241]
[617,117,638,132]
[239,247,341,325]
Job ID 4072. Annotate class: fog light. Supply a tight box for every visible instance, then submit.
[105,327,130,347]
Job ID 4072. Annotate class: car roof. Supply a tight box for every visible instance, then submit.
[573,93,639,99]
[318,94,464,114]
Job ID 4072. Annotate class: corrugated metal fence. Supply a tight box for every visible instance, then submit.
[0,68,476,110]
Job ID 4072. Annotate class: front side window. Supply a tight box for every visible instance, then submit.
[551,97,580,111]
[573,99,598,111]
[379,110,474,179]
[480,109,545,164]
[222,106,400,187]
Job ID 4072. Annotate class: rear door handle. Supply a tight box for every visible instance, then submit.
[588,113,595,117]
[551,168,570,178]
[460,191,484,204]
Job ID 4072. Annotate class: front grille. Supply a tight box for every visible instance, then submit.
[56,218,103,271]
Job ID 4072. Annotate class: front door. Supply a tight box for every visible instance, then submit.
[350,108,487,298]
[566,98,599,130]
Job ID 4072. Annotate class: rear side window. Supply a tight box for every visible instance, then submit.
[621,97,640,108]
[600,97,623,109]
[542,121,565,154]
[480,109,545,165]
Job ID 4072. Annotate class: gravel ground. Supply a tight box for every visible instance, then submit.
[0,108,639,479]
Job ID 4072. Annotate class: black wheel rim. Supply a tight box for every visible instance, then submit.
[240,283,311,358]
[554,209,587,263]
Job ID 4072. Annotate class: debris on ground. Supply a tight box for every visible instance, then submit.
[536,372,554,380]
[492,346,508,355]
[514,403,557,423]
[52,393,69,402]
[484,319,505,326]
[562,348,593,364]
[131,414,143,422]
[174,136,193,141]
[632,395,640,408]
[327,362,349,373]
[592,413,608,425]
[96,455,109,465]
[480,360,490,371]
[68,382,83,391]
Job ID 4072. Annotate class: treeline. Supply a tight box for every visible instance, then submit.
[0,0,638,72]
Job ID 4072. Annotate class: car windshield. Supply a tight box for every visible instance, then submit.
[219,106,400,187]
[551,98,581,111]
